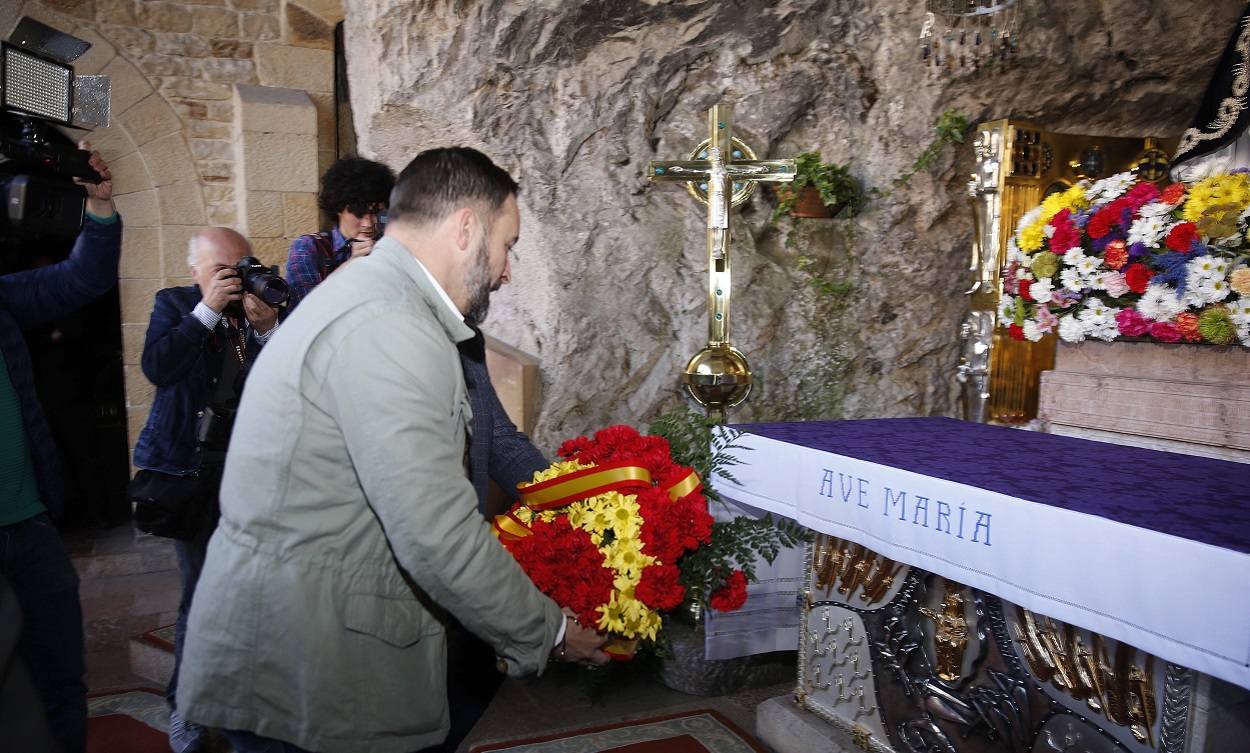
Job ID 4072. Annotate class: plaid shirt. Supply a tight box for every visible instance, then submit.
[285,227,349,311]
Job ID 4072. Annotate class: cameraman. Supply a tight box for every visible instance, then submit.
[132,227,278,753]
[0,141,116,753]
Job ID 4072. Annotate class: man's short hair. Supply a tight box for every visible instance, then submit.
[388,147,518,230]
[318,156,396,216]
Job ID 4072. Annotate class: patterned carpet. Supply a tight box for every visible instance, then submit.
[87,688,169,753]
[469,710,769,753]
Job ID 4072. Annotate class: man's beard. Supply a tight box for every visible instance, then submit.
[462,236,494,327]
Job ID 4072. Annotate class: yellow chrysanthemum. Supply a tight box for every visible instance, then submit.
[1184,173,1250,224]
[525,459,588,485]
[596,589,662,640]
[601,536,654,582]
[596,593,627,635]
[1018,223,1046,253]
[566,494,616,537]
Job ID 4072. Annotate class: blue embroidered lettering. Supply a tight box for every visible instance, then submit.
[957,505,966,539]
[936,501,951,534]
[839,474,854,504]
[857,478,870,509]
[912,496,929,527]
[884,487,907,520]
[973,512,992,546]
[820,469,835,498]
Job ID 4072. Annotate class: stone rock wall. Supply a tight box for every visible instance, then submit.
[343,0,1243,450]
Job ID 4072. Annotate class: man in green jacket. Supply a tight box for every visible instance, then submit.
[177,147,608,753]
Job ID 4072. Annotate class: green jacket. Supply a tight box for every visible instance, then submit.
[177,239,562,753]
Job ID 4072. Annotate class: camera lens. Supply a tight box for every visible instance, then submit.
[255,275,289,306]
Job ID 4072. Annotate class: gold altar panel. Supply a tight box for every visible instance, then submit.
[967,120,1177,425]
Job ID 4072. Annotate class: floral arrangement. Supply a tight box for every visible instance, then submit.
[493,410,805,658]
[999,159,1250,347]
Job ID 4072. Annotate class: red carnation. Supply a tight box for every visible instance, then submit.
[634,564,685,611]
[1018,279,1034,301]
[1124,263,1153,294]
[1103,240,1129,270]
[507,519,614,627]
[1165,222,1198,252]
[709,570,748,612]
[1008,323,1025,341]
[1160,182,1186,205]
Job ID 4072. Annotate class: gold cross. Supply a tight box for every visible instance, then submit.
[647,104,795,415]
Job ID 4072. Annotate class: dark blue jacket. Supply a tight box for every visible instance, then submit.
[459,327,547,515]
[0,216,122,517]
[133,286,265,474]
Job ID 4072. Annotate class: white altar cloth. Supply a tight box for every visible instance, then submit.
[711,420,1250,691]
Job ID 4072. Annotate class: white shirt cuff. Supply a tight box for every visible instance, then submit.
[192,302,222,330]
[554,616,567,648]
[254,321,279,344]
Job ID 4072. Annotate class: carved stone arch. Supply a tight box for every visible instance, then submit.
[14,2,208,445]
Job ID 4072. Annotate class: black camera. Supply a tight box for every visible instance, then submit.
[197,403,236,452]
[224,256,289,318]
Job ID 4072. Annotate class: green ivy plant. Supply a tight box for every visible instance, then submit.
[770,151,866,224]
[893,108,970,188]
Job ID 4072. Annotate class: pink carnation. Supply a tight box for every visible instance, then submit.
[1101,270,1129,298]
[1115,308,1152,337]
[1148,321,1184,343]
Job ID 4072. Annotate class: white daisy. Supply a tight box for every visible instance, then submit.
[1060,267,1085,292]
[1180,156,1233,183]
[1127,215,1167,246]
[1083,172,1136,203]
[1062,247,1088,267]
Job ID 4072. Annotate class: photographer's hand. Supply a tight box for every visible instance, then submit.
[75,140,115,218]
[203,267,243,314]
[243,293,279,335]
[349,236,376,258]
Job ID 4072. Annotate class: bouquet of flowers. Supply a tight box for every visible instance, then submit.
[999,159,1250,347]
[492,409,804,658]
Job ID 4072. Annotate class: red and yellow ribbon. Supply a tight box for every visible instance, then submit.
[491,462,702,546]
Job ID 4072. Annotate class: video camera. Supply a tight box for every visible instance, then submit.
[1,17,112,240]
[223,256,290,318]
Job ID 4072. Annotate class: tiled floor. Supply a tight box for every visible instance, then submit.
[61,521,179,693]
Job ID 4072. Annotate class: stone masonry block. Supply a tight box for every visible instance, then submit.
[118,94,182,147]
[124,365,155,407]
[159,78,233,101]
[114,189,159,228]
[75,123,137,163]
[237,131,318,192]
[157,184,208,226]
[201,57,257,84]
[234,84,317,135]
[96,0,139,25]
[143,132,198,187]
[69,29,118,75]
[206,202,238,227]
[108,150,151,196]
[119,278,161,325]
[121,323,147,366]
[232,0,278,12]
[139,2,193,33]
[244,190,284,237]
[308,91,335,151]
[154,32,209,58]
[240,13,281,42]
[102,56,153,116]
[292,0,345,25]
[100,26,155,56]
[249,236,289,268]
[43,0,93,21]
[286,2,334,49]
[161,225,202,278]
[119,226,161,280]
[191,6,238,37]
[283,192,319,237]
[255,44,333,93]
[189,120,232,140]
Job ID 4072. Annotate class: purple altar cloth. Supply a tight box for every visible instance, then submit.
[738,417,1250,555]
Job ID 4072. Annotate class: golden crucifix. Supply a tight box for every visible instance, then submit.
[647,104,795,417]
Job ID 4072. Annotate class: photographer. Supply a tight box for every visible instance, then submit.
[0,141,116,753]
[132,227,279,753]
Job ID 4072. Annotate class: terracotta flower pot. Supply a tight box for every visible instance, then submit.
[777,185,847,219]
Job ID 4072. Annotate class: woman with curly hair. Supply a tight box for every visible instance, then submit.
[285,156,395,310]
